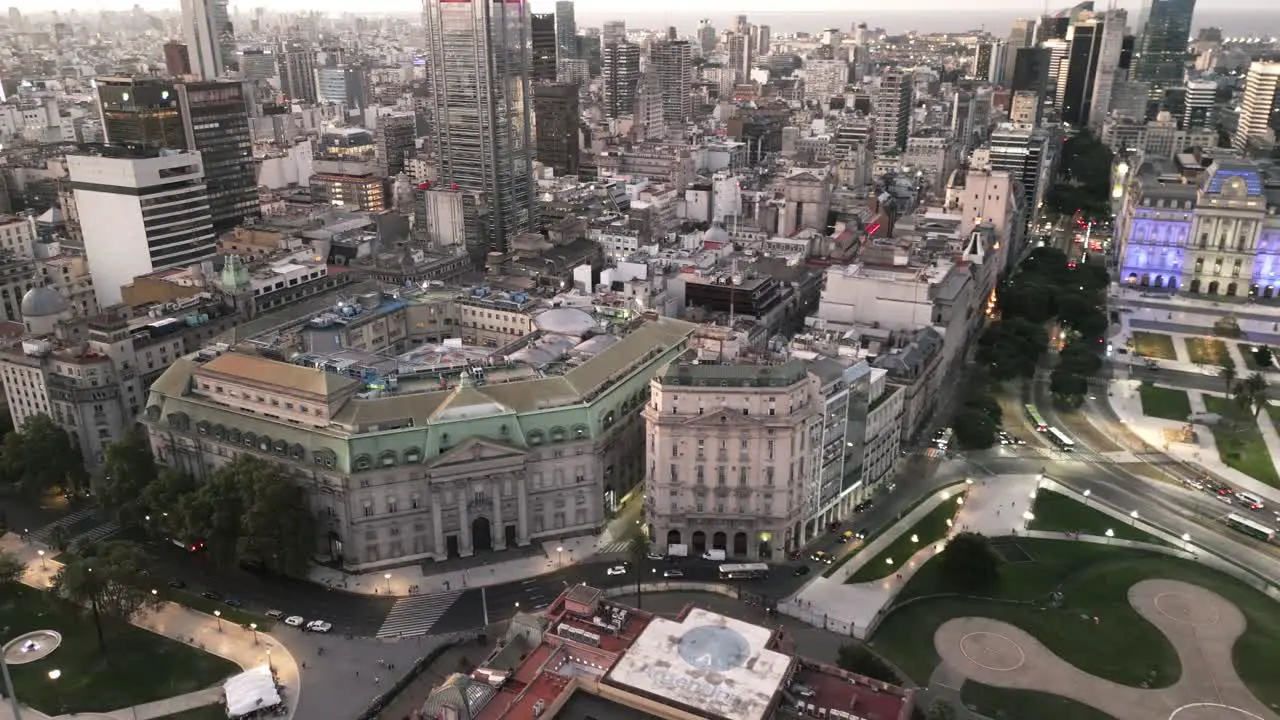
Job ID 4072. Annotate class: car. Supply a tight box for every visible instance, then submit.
[265,609,284,619]
[200,591,223,602]
[284,615,305,627]
[167,579,186,589]
[793,565,811,577]
[1216,493,1236,505]
[223,598,244,608]
[646,552,663,561]
[788,549,803,560]
[305,620,332,633]
[810,551,833,565]
[606,565,628,576]
[661,569,684,579]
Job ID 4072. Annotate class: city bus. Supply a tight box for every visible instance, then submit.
[1225,513,1276,542]
[719,563,770,580]
[1046,427,1076,451]
[1025,405,1048,433]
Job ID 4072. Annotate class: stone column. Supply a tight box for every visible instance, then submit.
[517,480,530,546]
[458,491,472,557]
[431,490,445,559]
[491,483,506,550]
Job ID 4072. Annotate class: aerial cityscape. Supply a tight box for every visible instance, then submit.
[1,1,1280,719]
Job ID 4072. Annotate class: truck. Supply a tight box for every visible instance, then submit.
[667,543,689,558]
[702,549,727,562]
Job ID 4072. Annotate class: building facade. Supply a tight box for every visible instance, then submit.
[1233,62,1280,153]
[554,1,576,59]
[1131,0,1196,95]
[873,70,911,156]
[533,83,580,177]
[602,42,640,120]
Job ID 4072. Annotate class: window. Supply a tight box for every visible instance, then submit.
[696,466,705,484]
[765,467,775,486]
[670,464,679,484]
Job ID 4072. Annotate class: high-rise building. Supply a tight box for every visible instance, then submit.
[632,72,666,143]
[180,0,232,80]
[164,41,192,77]
[375,113,417,177]
[649,39,693,128]
[1087,10,1128,128]
[697,18,716,54]
[805,59,849,106]
[316,64,371,113]
[971,40,1006,84]
[175,81,258,231]
[873,70,911,155]
[1059,12,1123,127]
[1132,0,1196,94]
[238,48,278,82]
[423,0,535,253]
[602,20,626,46]
[1011,47,1051,98]
[95,77,186,149]
[1233,62,1280,152]
[531,13,558,82]
[532,83,580,177]
[554,1,576,59]
[1183,78,1217,129]
[754,24,771,57]
[69,148,216,307]
[989,123,1050,226]
[726,33,749,84]
[1003,19,1037,86]
[602,41,640,119]
[1043,38,1070,107]
[277,41,317,104]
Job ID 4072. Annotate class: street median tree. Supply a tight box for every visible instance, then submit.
[53,540,160,651]
[938,532,1001,594]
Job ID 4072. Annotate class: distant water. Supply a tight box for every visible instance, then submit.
[571,10,1280,37]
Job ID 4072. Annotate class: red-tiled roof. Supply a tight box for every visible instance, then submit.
[792,663,911,720]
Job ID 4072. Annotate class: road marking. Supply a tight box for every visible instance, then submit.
[375,590,463,639]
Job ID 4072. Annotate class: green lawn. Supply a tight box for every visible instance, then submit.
[155,705,228,720]
[1130,331,1177,360]
[1,584,238,715]
[823,484,964,579]
[1185,337,1233,367]
[1202,395,1280,488]
[869,538,1280,711]
[847,499,961,584]
[1138,383,1192,422]
[962,683,1117,720]
[163,587,274,632]
[1028,489,1166,545]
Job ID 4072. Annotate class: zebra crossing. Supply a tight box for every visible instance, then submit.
[375,590,463,639]
[70,521,120,548]
[28,507,97,545]
[595,539,634,554]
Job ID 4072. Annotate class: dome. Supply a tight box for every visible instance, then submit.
[533,307,598,338]
[702,222,730,245]
[21,286,68,318]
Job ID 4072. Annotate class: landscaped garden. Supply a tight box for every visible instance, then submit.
[1028,489,1165,545]
[1137,383,1192,422]
[961,683,1117,720]
[1185,337,1233,367]
[1202,395,1279,488]
[846,497,961,584]
[869,539,1280,711]
[1,583,238,715]
[1130,332,1177,361]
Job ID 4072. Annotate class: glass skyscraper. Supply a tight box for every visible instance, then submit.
[1132,0,1196,91]
[423,0,535,254]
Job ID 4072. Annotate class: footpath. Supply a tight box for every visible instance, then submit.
[779,475,1040,639]
[0,532,300,720]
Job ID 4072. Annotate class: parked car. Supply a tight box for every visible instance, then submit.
[167,579,186,589]
[305,620,332,633]
[200,591,223,602]
[661,569,684,579]
[606,565,628,576]
[646,552,663,561]
[793,565,811,577]
[284,616,305,627]
[265,609,284,619]
[223,598,244,608]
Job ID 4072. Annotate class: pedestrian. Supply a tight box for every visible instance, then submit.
[355,670,360,678]
[375,676,381,685]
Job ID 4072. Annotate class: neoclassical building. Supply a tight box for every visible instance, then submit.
[143,316,696,571]
[1119,158,1280,297]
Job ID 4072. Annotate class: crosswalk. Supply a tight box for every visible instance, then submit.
[595,539,634,554]
[28,507,97,545]
[71,521,120,548]
[375,590,463,639]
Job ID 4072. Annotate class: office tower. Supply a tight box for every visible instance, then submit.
[727,34,749,83]
[697,19,716,54]
[1043,38,1070,108]
[555,1,576,59]
[277,41,317,104]
[735,14,749,34]
[1233,62,1280,152]
[1087,10,1128,127]
[180,0,228,80]
[972,41,1006,84]
[1011,47,1051,98]
[1059,12,1123,127]
[375,113,417,177]
[650,39,693,127]
[1037,15,1070,43]
[633,72,666,142]
[1111,81,1153,119]
[873,70,911,155]
[1003,19,1036,86]
[1010,91,1040,125]
[95,77,186,149]
[531,13,558,82]
[533,83,580,177]
[164,41,192,76]
[989,123,1049,228]
[602,42,640,119]
[316,64,370,113]
[423,0,535,253]
[754,25,771,56]
[1183,78,1217,129]
[238,48,278,81]
[602,20,626,46]
[805,60,849,106]
[69,148,215,307]
[1132,0,1196,94]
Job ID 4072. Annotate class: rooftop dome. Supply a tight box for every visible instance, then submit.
[534,307,598,338]
[702,222,730,245]
[21,286,68,318]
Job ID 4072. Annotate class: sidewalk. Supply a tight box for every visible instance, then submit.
[780,475,1039,639]
[1116,304,1280,373]
[307,534,598,596]
[0,532,300,720]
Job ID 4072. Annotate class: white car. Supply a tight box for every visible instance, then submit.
[305,620,332,633]
[284,615,305,627]
[606,565,628,576]
[265,609,284,619]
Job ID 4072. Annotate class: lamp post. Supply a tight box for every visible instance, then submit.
[37,550,45,569]
[47,669,61,713]
[556,546,564,566]
[1129,510,1139,526]
[266,648,273,673]
[1181,533,1192,552]
[384,573,392,594]
[249,623,258,645]
[1082,489,1091,506]
[213,610,223,631]
[1105,528,1115,544]
[1,629,26,720]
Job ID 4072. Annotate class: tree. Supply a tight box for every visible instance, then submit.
[48,524,71,553]
[1056,293,1108,340]
[53,541,160,651]
[925,700,958,720]
[1233,372,1270,419]
[835,643,900,684]
[1220,360,1238,396]
[938,532,1000,593]
[0,549,23,585]
[1058,343,1103,377]
[1254,346,1274,368]
[953,408,997,450]
[139,468,197,539]
[628,533,652,610]
[0,414,88,497]
[1050,368,1089,407]
[99,431,159,530]
[238,461,318,576]
[178,470,247,569]
[962,392,1002,426]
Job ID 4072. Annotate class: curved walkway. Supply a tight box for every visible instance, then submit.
[933,579,1277,720]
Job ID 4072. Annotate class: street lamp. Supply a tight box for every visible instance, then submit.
[384,573,392,594]
[965,478,974,486]
[47,669,61,713]
[910,534,919,543]
[1129,510,1139,525]
[151,589,158,599]
[556,546,564,566]
[1181,533,1192,552]
[266,648,273,672]
[956,497,964,506]
[1,630,26,720]
[1105,528,1115,544]
[1029,490,1038,500]
[213,610,223,631]
[37,550,45,569]
[249,623,258,645]
[1082,489,1092,506]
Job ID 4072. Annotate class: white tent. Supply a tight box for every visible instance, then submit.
[223,665,282,718]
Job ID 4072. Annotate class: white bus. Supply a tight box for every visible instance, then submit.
[1046,427,1076,451]
[718,563,770,579]
[1226,513,1276,542]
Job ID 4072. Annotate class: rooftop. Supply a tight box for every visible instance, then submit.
[657,360,809,388]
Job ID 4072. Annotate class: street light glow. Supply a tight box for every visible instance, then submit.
[47,669,61,681]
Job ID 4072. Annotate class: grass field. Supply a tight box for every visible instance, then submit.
[1,584,238,715]
[163,587,274,632]
[1203,395,1279,488]
[822,484,964,579]
[155,705,229,720]
[1130,332,1177,360]
[869,539,1280,711]
[961,683,1117,720]
[1138,383,1193,422]
[1028,489,1166,545]
[1185,337,1233,367]
[846,499,961,584]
